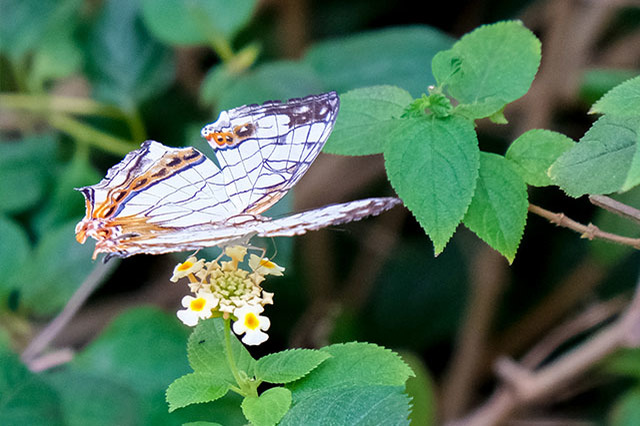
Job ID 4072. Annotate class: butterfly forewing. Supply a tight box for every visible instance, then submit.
[201,92,339,215]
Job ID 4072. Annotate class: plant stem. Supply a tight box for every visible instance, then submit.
[49,113,138,156]
[0,93,124,118]
[224,318,249,395]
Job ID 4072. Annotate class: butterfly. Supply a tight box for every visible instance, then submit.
[75,92,401,260]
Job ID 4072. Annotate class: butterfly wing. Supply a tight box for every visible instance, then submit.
[255,197,402,238]
[75,140,238,256]
[93,197,401,259]
[201,92,339,215]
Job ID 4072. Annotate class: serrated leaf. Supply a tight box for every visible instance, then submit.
[304,26,454,97]
[463,153,528,263]
[255,349,330,384]
[187,318,256,383]
[0,351,63,426]
[324,85,413,156]
[384,115,479,254]
[549,115,640,196]
[432,21,541,119]
[399,351,436,426]
[579,69,639,106]
[505,129,576,187]
[242,387,291,426]
[141,0,256,45]
[289,343,413,398]
[591,75,640,117]
[86,0,174,109]
[166,373,229,412]
[282,385,411,426]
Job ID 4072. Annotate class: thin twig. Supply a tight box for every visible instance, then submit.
[589,195,640,226]
[448,276,640,426]
[528,203,640,249]
[21,260,119,366]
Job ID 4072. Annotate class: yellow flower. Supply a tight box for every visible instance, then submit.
[176,291,219,326]
[232,304,270,345]
[170,256,205,282]
[248,254,285,276]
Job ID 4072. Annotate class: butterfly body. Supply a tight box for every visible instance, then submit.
[76,92,400,259]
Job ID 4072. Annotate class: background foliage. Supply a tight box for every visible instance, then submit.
[1,0,639,425]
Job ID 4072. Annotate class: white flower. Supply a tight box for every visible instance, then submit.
[176,292,219,326]
[248,255,285,276]
[232,304,271,345]
[170,256,205,282]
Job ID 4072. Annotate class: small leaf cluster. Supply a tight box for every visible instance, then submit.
[166,318,414,426]
[325,20,640,262]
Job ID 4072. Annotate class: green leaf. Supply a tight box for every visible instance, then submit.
[255,349,331,384]
[283,343,413,425]
[432,21,541,119]
[0,351,63,426]
[290,343,414,395]
[304,26,454,97]
[32,154,101,236]
[384,115,479,254]
[610,387,640,426]
[72,308,191,396]
[463,153,528,263]
[0,135,56,213]
[323,85,413,156]
[86,0,174,109]
[187,318,256,382]
[213,61,324,112]
[18,221,96,315]
[0,216,30,299]
[0,0,61,61]
[580,69,640,106]
[603,348,640,379]
[549,115,640,196]
[505,129,576,187]
[242,387,292,426]
[141,0,256,45]
[591,75,640,117]
[43,370,139,426]
[28,7,82,90]
[282,385,410,426]
[399,351,436,426]
[166,373,229,412]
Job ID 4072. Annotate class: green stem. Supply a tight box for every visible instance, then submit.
[0,93,124,118]
[49,114,138,156]
[224,318,246,391]
[126,108,147,144]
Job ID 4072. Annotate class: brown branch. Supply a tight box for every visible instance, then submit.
[528,203,640,249]
[440,246,510,421]
[589,195,640,226]
[447,280,640,426]
[22,260,119,366]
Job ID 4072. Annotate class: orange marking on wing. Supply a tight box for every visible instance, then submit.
[206,131,236,147]
[91,148,204,219]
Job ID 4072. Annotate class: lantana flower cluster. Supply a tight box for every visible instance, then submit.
[170,245,284,345]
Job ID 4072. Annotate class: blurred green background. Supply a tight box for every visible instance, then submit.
[1,0,639,424]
